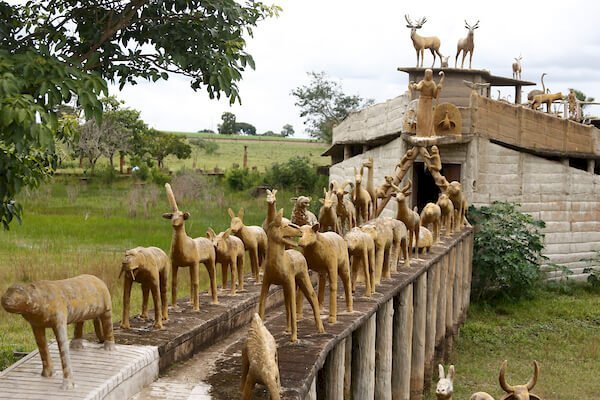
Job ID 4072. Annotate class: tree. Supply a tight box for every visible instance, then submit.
[291,71,373,143]
[235,122,256,135]
[572,89,595,114]
[0,0,278,228]
[218,112,237,134]
[145,130,192,168]
[281,124,294,137]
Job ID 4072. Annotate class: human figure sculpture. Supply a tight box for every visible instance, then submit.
[455,20,479,69]
[290,196,318,227]
[229,207,267,281]
[120,246,169,330]
[436,364,455,400]
[405,15,443,68]
[298,223,353,323]
[446,181,469,228]
[318,188,341,234]
[163,183,218,310]
[392,180,421,256]
[240,313,281,400]
[1,275,115,389]
[420,202,442,243]
[207,228,245,294]
[568,88,579,121]
[409,69,445,137]
[344,227,376,297]
[437,193,455,235]
[423,145,442,173]
[512,55,522,80]
[353,166,373,224]
[258,210,324,342]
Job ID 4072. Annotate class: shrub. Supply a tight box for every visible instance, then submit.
[265,156,319,193]
[95,165,117,184]
[150,167,170,186]
[469,202,546,302]
[225,167,262,191]
[581,251,600,291]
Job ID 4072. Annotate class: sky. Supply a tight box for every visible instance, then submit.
[109,0,600,137]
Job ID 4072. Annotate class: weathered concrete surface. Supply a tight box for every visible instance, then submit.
[0,341,158,400]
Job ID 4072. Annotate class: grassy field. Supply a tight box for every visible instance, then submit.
[426,286,600,399]
[167,130,321,143]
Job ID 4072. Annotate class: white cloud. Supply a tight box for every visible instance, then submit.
[109,0,600,136]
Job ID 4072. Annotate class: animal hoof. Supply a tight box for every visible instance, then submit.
[70,339,84,350]
[61,379,76,390]
[328,316,336,324]
[41,368,53,378]
[153,322,164,330]
[120,323,131,330]
[139,314,148,320]
[103,341,116,351]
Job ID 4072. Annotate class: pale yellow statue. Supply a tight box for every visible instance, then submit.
[471,360,541,400]
[240,313,281,400]
[409,69,445,137]
[1,275,115,389]
[229,208,267,282]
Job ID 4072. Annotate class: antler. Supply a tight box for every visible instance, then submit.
[405,14,414,27]
[418,16,427,27]
[400,179,412,195]
[498,360,515,393]
[473,19,480,28]
[165,183,179,212]
[526,361,539,391]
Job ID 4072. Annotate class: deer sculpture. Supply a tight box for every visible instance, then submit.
[361,157,377,214]
[353,166,373,225]
[262,189,290,231]
[405,15,443,68]
[331,180,356,234]
[512,55,522,80]
[229,207,267,282]
[318,188,340,233]
[455,20,479,69]
[392,180,421,256]
[207,228,245,294]
[163,183,218,311]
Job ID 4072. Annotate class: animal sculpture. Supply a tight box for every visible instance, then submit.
[229,207,267,281]
[290,195,318,226]
[331,180,357,234]
[1,275,115,389]
[437,193,455,235]
[258,210,324,342]
[527,73,547,102]
[455,20,479,69]
[531,92,563,113]
[420,202,442,243]
[299,223,353,323]
[512,55,522,80]
[369,218,395,285]
[413,226,434,254]
[120,246,169,329]
[470,393,495,400]
[207,228,245,294]
[445,181,469,228]
[353,166,373,224]
[436,364,455,400]
[361,157,377,214]
[318,188,340,233]
[498,360,541,400]
[163,183,218,310]
[405,15,443,67]
[262,189,291,231]
[240,313,281,400]
[344,227,375,297]
[392,180,421,254]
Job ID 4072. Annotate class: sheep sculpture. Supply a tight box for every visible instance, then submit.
[228,207,267,282]
[207,228,245,294]
[120,246,169,330]
[163,183,218,310]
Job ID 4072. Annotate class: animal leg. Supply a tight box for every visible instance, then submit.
[265,376,282,400]
[121,276,133,329]
[430,48,436,67]
[415,49,420,67]
[317,273,326,307]
[258,279,271,319]
[93,318,104,342]
[401,237,410,268]
[230,260,238,295]
[350,254,358,293]
[469,50,473,69]
[461,52,467,69]
[414,223,421,260]
[221,262,228,290]
[284,289,292,333]
[100,311,116,350]
[159,268,169,320]
[250,248,259,281]
[328,267,338,323]
[455,51,459,68]
[296,285,304,321]
[52,322,74,389]
[339,259,353,312]
[240,347,249,393]
[241,373,256,400]
[420,49,425,68]
[141,284,149,319]
[171,265,179,308]
[150,275,163,329]
[70,322,84,350]
[374,246,384,285]
[362,249,372,297]
[191,263,200,311]
[297,272,324,333]
[237,255,244,291]
[382,246,391,279]
[283,280,298,342]
[206,258,218,304]
[33,326,53,377]
[368,246,377,292]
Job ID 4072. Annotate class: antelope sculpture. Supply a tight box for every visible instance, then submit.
[262,189,290,231]
[512,55,522,80]
[163,183,218,311]
[331,180,356,234]
[353,166,373,225]
[405,15,443,68]
[361,157,377,214]
[318,188,340,234]
[392,180,421,254]
[229,207,267,282]
[455,20,479,69]
[207,228,245,294]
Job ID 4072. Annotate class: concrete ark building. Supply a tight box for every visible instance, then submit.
[324,67,600,279]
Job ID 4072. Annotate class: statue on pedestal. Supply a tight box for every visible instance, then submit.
[409,69,445,136]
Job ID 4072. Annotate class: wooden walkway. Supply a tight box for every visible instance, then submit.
[0,341,158,400]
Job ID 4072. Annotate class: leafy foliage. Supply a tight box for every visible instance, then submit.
[265,156,323,193]
[581,251,600,291]
[469,202,546,302]
[291,71,373,143]
[144,130,192,168]
[235,121,256,135]
[189,138,219,155]
[218,111,237,134]
[225,167,261,191]
[281,123,294,137]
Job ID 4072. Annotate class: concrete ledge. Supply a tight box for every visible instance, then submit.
[0,342,158,399]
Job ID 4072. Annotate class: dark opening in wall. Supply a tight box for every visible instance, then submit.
[412,162,462,212]
[569,158,588,172]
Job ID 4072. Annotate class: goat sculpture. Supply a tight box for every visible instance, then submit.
[163,183,217,310]
[229,207,267,282]
[436,364,455,400]
[499,360,541,400]
[405,15,443,68]
[455,20,479,69]
[512,55,522,80]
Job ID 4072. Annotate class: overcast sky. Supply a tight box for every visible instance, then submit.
[109,0,600,137]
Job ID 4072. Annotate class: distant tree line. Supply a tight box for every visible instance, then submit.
[216,112,294,137]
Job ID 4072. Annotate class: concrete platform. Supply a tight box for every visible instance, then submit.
[0,341,158,400]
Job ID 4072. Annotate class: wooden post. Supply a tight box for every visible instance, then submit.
[453,241,464,328]
[463,233,474,316]
[410,273,427,400]
[515,84,522,104]
[376,300,394,400]
[318,339,345,399]
[352,314,376,399]
[306,378,317,400]
[344,335,352,400]
[435,252,449,363]
[445,246,457,360]
[424,263,440,387]
[392,285,413,400]
[243,145,248,169]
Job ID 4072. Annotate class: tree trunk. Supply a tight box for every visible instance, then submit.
[119,154,125,174]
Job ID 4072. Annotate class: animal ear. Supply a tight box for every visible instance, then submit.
[238,208,244,219]
[290,197,298,203]
[448,365,455,381]
[312,223,320,232]
[162,213,173,219]
[223,229,231,240]
[183,212,190,220]
[438,364,445,379]
[277,208,284,218]
[272,189,277,196]
[228,208,235,218]
[266,189,272,196]
[319,198,325,204]
[206,228,215,240]
[405,190,412,196]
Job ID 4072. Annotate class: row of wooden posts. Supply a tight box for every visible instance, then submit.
[300,228,473,400]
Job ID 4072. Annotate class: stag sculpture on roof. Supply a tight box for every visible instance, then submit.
[455,20,479,69]
[405,15,443,68]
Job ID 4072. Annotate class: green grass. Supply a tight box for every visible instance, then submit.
[426,286,600,399]
[166,130,321,142]
[0,176,302,370]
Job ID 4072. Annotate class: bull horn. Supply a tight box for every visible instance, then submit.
[165,183,179,212]
[499,360,515,393]
[526,360,539,390]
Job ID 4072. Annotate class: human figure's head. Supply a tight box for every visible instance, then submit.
[424,68,433,80]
